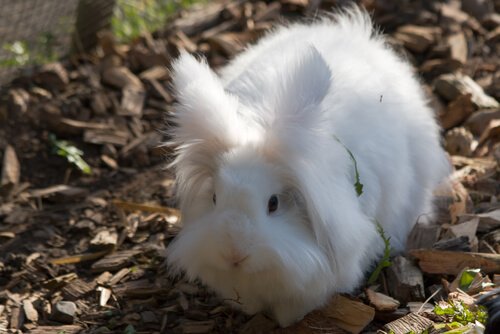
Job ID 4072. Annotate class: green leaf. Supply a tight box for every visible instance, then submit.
[49,134,92,175]
[332,134,363,196]
[367,222,392,285]
[433,301,488,326]
[458,268,480,291]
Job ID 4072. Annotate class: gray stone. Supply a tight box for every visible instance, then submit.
[51,301,77,324]
[434,73,499,109]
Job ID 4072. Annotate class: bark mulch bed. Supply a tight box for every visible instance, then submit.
[0,0,499,333]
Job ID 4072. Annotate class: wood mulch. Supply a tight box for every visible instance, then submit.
[0,0,499,333]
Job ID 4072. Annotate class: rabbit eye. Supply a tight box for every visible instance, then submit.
[268,195,279,214]
[212,193,216,205]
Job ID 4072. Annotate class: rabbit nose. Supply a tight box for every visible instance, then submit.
[224,250,249,268]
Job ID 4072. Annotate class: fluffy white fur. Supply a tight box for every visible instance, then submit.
[167,7,449,327]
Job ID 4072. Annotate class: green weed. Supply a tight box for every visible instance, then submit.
[332,134,364,196]
[434,301,488,326]
[112,0,205,42]
[49,134,92,175]
[367,222,392,285]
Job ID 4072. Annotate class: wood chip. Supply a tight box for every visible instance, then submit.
[49,250,111,265]
[83,129,129,146]
[96,286,112,306]
[1,145,20,192]
[34,62,69,91]
[444,126,476,156]
[460,209,500,233]
[169,2,227,36]
[95,271,113,285]
[207,33,244,57]
[112,199,180,216]
[444,217,479,244]
[7,88,30,114]
[386,256,425,304]
[102,66,144,90]
[113,278,166,297]
[22,300,38,323]
[382,312,433,334]
[139,65,170,81]
[410,249,500,274]
[8,305,23,330]
[393,25,440,53]
[91,249,142,272]
[434,72,499,108]
[366,288,400,312]
[446,32,468,64]
[407,222,441,250]
[29,185,89,202]
[320,295,375,334]
[62,278,97,301]
[27,325,83,334]
[440,94,474,130]
[108,267,131,285]
[119,86,145,116]
[451,156,497,184]
[43,273,78,289]
[465,109,500,136]
[90,229,118,248]
[477,119,500,147]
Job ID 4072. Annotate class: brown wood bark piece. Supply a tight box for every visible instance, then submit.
[168,2,229,36]
[108,267,130,285]
[102,66,144,90]
[113,278,166,297]
[91,249,142,272]
[366,288,400,312]
[320,295,375,334]
[22,300,38,323]
[386,256,425,304]
[139,65,170,81]
[34,62,69,91]
[460,209,500,233]
[276,311,349,334]
[1,145,20,194]
[29,185,89,203]
[62,278,97,301]
[119,86,145,116]
[440,94,474,130]
[382,312,433,334]
[83,129,129,146]
[407,222,441,250]
[393,25,440,53]
[465,109,500,136]
[8,305,24,330]
[447,32,468,64]
[410,249,500,274]
[28,325,83,334]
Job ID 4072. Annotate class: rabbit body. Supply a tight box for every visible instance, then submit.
[167,8,449,327]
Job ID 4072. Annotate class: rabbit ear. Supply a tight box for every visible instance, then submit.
[171,52,241,150]
[170,53,242,206]
[275,46,332,115]
[261,46,332,158]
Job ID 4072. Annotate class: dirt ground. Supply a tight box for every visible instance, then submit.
[0,0,499,333]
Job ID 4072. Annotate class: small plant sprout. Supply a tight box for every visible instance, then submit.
[49,134,92,175]
[332,134,364,196]
[367,222,392,285]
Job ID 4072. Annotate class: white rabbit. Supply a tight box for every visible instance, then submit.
[166,6,449,327]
